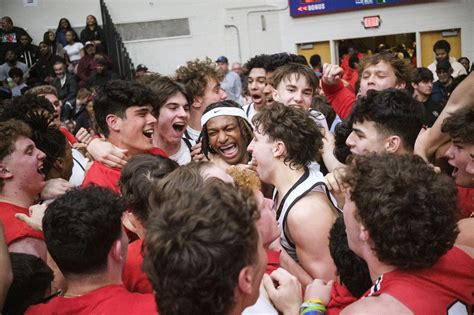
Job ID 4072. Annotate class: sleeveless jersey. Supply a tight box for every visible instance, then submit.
[275,165,341,261]
[365,246,474,315]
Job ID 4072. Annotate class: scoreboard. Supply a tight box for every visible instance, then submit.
[289,0,435,17]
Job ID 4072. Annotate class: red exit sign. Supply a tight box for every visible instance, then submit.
[363,15,381,28]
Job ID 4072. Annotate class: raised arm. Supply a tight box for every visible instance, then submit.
[321,63,356,119]
[415,72,474,161]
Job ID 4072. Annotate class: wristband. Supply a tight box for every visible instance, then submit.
[300,299,326,315]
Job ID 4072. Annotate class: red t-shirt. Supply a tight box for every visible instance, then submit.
[0,201,44,245]
[81,161,122,194]
[364,246,474,314]
[81,149,168,194]
[327,281,358,315]
[265,250,281,275]
[457,186,473,219]
[59,127,77,145]
[26,284,157,315]
[122,239,153,294]
[150,147,168,157]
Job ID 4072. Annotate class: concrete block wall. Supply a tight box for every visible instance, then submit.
[4,0,473,75]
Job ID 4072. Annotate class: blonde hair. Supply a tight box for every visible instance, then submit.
[226,166,261,192]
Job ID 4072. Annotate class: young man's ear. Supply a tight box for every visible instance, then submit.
[272,89,280,103]
[110,238,125,263]
[52,157,63,172]
[122,211,144,239]
[106,114,121,132]
[192,96,203,110]
[273,141,286,158]
[359,224,370,242]
[385,135,402,154]
[0,165,13,179]
[237,266,255,295]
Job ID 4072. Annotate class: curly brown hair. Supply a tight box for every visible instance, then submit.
[358,51,415,86]
[0,119,31,192]
[143,180,259,315]
[342,153,459,269]
[227,166,261,192]
[25,85,58,97]
[441,106,474,145]
[253,102,324,169]
[174,58,223,99]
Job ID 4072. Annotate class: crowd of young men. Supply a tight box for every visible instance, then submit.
[0,43,473,315]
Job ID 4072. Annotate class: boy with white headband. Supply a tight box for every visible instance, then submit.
[199,100,253,167]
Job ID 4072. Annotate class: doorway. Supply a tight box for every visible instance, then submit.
[420,29,462,67]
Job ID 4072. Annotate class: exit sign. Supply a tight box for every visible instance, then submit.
[363,15,381,28]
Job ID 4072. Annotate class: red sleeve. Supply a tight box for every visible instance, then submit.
[265,249,281,275]
[122,240,153,294]
[321,81,356,119]
[76,59,88,83]
[457,186,473,219]
[327,281,359,315]
[0,204,44,245]
[81,162,121,194]
[150,147,169,158]
[59,127,77,144]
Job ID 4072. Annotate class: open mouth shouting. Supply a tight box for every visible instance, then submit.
[251,92,265,106]
[37,164,46,178]
[142,128,154,139]
[172,122,186,134]
[217,143,239,160]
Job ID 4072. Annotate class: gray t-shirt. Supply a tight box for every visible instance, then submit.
[0,61,29,81]
[221,70,242,102]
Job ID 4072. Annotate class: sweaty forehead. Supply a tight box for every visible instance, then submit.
[362,61,394,74]
[207,115,239,130]
[277,73,308,89]
[249,68,266,78]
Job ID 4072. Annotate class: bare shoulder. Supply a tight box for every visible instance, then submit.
[8,237,47,261]
[288,191,336,223]
[456,218,474,248]
[341,294,413,315]
[455,244,474,259]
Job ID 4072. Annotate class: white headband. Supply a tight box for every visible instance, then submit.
[201,107,249,127]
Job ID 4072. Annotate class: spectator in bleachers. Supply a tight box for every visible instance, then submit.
[42,31,66,59]
[77,41,112,88]
[15,33,39,69]
[29,42,65,85]
[52,60,78,106]
[87,57,117,90]
[70,88,94,133]
[458,56,471,74]
[55,18,79,48]
[0,49,28,89]
[80,15,106,53]
[0,16,30,64]
[62,30,84,73]
[8,67,28,96]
